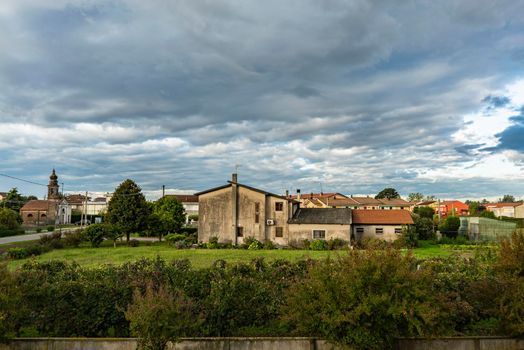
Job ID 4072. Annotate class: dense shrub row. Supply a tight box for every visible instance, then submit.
[1,233,524,350]
[6,230,83,259]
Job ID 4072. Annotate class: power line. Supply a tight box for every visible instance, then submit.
[0,173,47,187]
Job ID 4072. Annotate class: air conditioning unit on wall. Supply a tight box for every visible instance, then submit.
[266,219,275,226]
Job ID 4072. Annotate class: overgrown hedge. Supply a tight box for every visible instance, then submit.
[1,232,524,350]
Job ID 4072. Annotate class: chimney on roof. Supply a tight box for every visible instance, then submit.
[310,192,314,199]
[285,190,289,198]
[297,189,301,201]
[232,173,238,183]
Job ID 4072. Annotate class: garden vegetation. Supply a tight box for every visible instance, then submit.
[1,232,524,349]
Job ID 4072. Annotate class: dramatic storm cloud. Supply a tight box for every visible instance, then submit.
[1,0,524,200]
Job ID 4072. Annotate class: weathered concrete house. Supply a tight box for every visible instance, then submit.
[196,174,298,245]
[198,175,414,245]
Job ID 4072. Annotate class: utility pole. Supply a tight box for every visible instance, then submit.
[162,185,165,198]
[84,191,88,227]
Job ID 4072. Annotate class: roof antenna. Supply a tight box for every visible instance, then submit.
[319,182,323,195]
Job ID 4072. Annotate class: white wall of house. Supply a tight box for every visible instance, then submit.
[353,224,403,242]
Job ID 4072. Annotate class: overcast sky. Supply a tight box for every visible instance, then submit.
[1,0,524,200]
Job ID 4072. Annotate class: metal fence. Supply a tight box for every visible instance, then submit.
[460,217,517,242]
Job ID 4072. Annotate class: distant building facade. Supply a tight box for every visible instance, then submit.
[20,170,71,226]
[166,194,199,224]
[484,202,524,218]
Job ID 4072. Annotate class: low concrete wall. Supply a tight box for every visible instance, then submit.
[0,337,523,350]
[397,337,524,350]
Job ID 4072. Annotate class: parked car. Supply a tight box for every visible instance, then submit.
[74,219,91,226]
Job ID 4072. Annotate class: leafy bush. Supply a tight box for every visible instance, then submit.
[480,211,496,219]
[327,238,348,250]
[288,239,310,250]
[0,228,24,238]
[39,232,63,249]
[309,239,327,250]
[62,230,84,247]
[125,284,199,350]
[243,236,258,247]
[129,239,140,247]
[7,248,28,259]
[25,245,45,257]
[46,225,55,232]
[36,228,42,233]
[174,240,191,249]
[263,240,276,250]
[206,236,220,249]
[355,237,390,250]
[165,233,186,245]
[397,225,418,248]
[413,216,435,240]
[284,250,440,349]
[439,216,461,238]
[248,240,263,250]
[83,223,109,247]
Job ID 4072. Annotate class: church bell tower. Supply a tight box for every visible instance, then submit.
[47,169,60,200]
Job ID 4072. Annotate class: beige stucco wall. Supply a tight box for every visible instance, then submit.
[236,187,266,244]
[288,224,350,243]
[198,185,294,245]
[516,204,524,219]
[353,225,403,242]
[198,187,233,243]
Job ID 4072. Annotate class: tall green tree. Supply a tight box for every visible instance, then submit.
[500,195,516,203]
[106,179,151,242]
[375,187,400,200]
[407,192,424,202]
[0,208,22,230]
[152,196,186,240]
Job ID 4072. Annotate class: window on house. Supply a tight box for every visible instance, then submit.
[275,202,283,211]
[41,214,47,218]
[356,227,364,234]
[395,228,402,234]
[275,227,283,238]
[27,213,33,218]
[375,228,383,235]
[255,202,260,223]
[236,227,244,237]
[313,230,326,239]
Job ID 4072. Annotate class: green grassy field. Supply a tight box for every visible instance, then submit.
[3,240,471,270]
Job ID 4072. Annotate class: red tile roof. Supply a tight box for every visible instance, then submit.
[288,192,343,199]
[351,197,383,205]
[378,198,411,206]
[352,209,414,225]
[318,197,360,206]
[21,200,57,211]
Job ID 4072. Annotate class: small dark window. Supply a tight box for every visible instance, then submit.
[275,227,283,237]
[356,227,364,234]
[375,228,383,235]
[313,230,326,239]
[236,227,243,237]
[395,228,402,234]
[27,213,33,218]
[255,202,260,223]
[275,202,283,211]
[41,214,47,218]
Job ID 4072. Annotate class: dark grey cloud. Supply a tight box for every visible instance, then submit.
[1,0,524,199]
[482,95,511,109]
